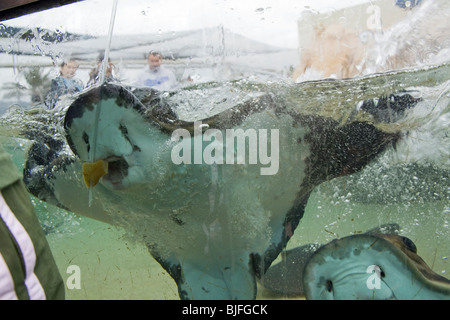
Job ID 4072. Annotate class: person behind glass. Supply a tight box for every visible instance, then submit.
[87,53,117,87]
[134,51,179,91]
[45,58,83,109]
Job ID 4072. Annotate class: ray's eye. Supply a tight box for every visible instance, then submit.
[326,280,333,292]
[402,237,417,254]
[380,269,386,278]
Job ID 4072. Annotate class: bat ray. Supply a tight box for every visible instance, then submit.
[2,63,448,299]
[60,83,399,299]
[302,233,450,300]
[260,223,401,297]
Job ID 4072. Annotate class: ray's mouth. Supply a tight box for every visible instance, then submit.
[103,156,129,186]
[81,156,130,188]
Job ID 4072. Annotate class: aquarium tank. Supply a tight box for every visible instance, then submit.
[0,0,448,300]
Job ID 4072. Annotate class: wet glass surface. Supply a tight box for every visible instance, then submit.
[0,0,448,300]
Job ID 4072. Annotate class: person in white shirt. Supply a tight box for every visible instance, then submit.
[134,51,179,91]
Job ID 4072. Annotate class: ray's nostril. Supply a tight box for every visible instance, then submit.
[326,280,333,292]
[119,124,128,136]
[82,132,90,153]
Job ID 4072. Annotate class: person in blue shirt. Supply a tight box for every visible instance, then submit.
[395,0,422,8]
[134,51,179,91]
[45,58,84,109]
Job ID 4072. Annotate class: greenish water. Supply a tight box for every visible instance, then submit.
[3,137,448,299]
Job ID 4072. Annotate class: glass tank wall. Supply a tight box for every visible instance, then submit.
[0,0,448,300]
